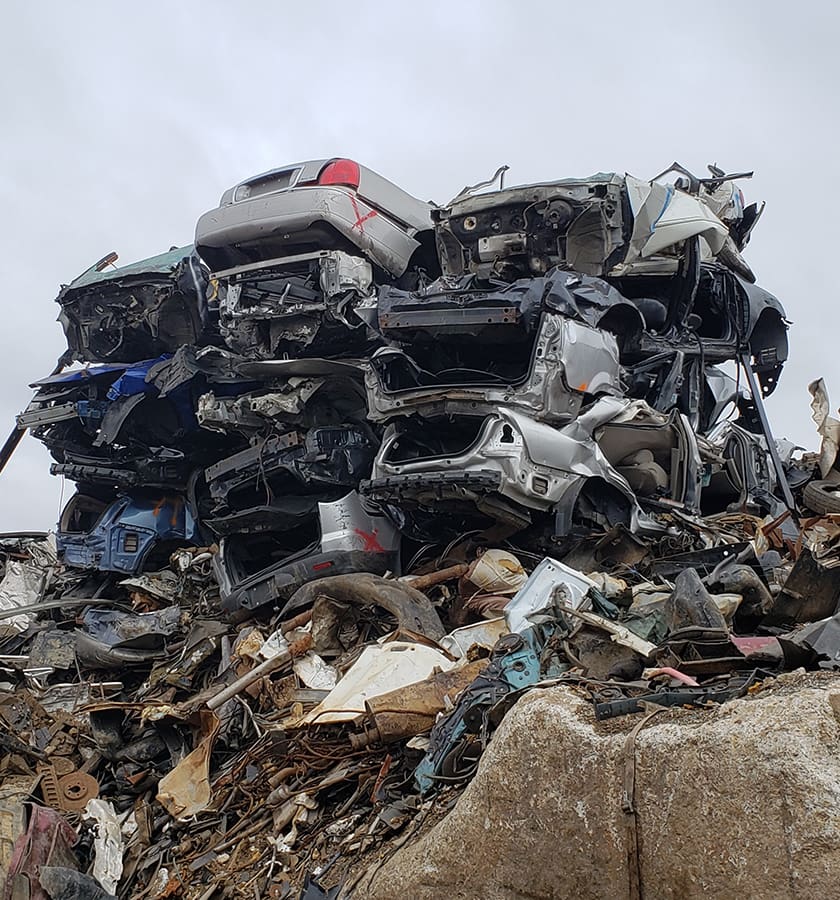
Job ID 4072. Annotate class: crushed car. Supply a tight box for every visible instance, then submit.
[55,245,214,364]
[3,156,831,900]
[194,158,440,358]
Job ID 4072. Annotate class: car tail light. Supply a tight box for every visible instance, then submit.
[318,159,360,189]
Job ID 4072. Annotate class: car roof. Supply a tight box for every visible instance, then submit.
[62,245,196,292]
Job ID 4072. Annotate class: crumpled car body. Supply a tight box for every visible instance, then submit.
[361,400,650,539]
[204,425,377,515]
[364,270,628,424]
[56,246,212,363]
[434,174,628,281]
[195,158,434,276]
[214,490,401,616]
[195,159,438,358]
[365,263,785,431]
[190,358,376,538]
[615,264,788,409]
[212,249,379,358]
[435,172,740,282]
[362,397,701,540]
[433,171,788,416]
[57,492,200,574]
[197,366,368,436]
[364,323,617,426]
[20,355,252,491]
[20,360,193,489]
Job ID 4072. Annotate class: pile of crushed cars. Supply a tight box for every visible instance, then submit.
[4,158,840,898]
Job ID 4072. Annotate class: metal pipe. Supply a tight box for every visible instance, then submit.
[206,634,313,711]
[739,353,796,511]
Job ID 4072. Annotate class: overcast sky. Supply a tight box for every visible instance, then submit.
[0,0,837,530]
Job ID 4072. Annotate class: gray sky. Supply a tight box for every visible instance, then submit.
[0,0,837,530]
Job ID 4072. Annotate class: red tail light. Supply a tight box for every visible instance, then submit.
[318,159,360,189]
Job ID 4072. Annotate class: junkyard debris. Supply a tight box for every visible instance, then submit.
[1,157,837,898]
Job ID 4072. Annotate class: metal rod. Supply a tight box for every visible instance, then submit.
[739,353,796,511]
[0,356,68,476]
[402,563,470,592]
[0,595,120,622]
[206,634,313,711]
[0,426,26,475]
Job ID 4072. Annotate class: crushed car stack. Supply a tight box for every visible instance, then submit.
[4,158,840,898]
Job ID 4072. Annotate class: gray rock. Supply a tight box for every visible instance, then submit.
[356,672,840,899]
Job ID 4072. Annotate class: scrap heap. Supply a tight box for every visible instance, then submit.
[3,159,840,898]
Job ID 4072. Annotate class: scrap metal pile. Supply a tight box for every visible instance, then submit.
[4,158,840,898]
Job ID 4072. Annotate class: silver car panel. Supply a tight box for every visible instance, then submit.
[364,314,622,425]
[318,490,400,556]
[366,401,641,527]
[17,400,79,429]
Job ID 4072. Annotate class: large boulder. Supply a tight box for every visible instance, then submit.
[356,672,840,899]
